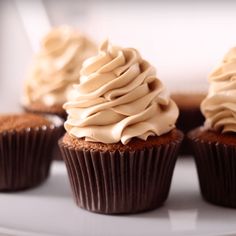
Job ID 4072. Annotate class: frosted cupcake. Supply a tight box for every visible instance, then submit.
[23,25,97,119]
[188,47,236,207]
[59,40,183,214]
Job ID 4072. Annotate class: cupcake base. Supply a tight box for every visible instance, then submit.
[188,127,236,208]
[59,129,183,214]
[23,103,66,161]
[0,114,63,191]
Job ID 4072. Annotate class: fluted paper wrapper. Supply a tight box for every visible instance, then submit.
[23,107,66,161]
[59,140,181,214]
[0,125,61,191]
[189,135,236,208]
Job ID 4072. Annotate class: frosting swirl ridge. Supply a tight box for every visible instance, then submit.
[201,47,236,132]
[64,40,178,144]
[23,26,97,106]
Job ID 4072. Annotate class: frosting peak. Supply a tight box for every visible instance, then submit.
[23,26,97,107]
[201,47,236,132]
[64,40,179,144]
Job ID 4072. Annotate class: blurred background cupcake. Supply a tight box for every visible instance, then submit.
[188,47,236,208]
[171,92,205,155]
[59,40,183,214]
[21,25,97,160]
[22,25,97,119]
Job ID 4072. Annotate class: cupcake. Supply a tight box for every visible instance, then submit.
[22,26,97,160]
[59,40,183,214]
[188,47,236,207]
[22,25,97,119]
[0,113,63,191]
[171,93,205,155]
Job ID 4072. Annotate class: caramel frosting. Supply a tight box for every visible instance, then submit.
[201,47,236,132]
[23,26,97,107]
[64,40,179,144]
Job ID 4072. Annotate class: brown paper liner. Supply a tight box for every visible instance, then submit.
[59,138,182,214]
[189,132,236,208]
[0,123,62,191]
[23,106,66,161]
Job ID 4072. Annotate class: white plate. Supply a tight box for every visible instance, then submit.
[0,157,236,236]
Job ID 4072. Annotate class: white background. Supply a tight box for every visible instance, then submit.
[1,0,236,112]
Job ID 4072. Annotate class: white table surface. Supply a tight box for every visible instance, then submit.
[0,157,236,236]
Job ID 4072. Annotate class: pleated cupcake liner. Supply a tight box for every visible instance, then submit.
[23,108,66,161]
[0,123,62,191]
[189,134,236,208]
[59,138,182,214]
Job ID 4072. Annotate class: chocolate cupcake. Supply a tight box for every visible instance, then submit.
[22,26,97,160]
[0,113,63,191]
[59,40,183,214]
[188,47,236,208]
[171,93,205,155]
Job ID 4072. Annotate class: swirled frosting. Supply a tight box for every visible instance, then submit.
[201,47,236,132]
[23,26,97,107]
[64,40,179,144]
